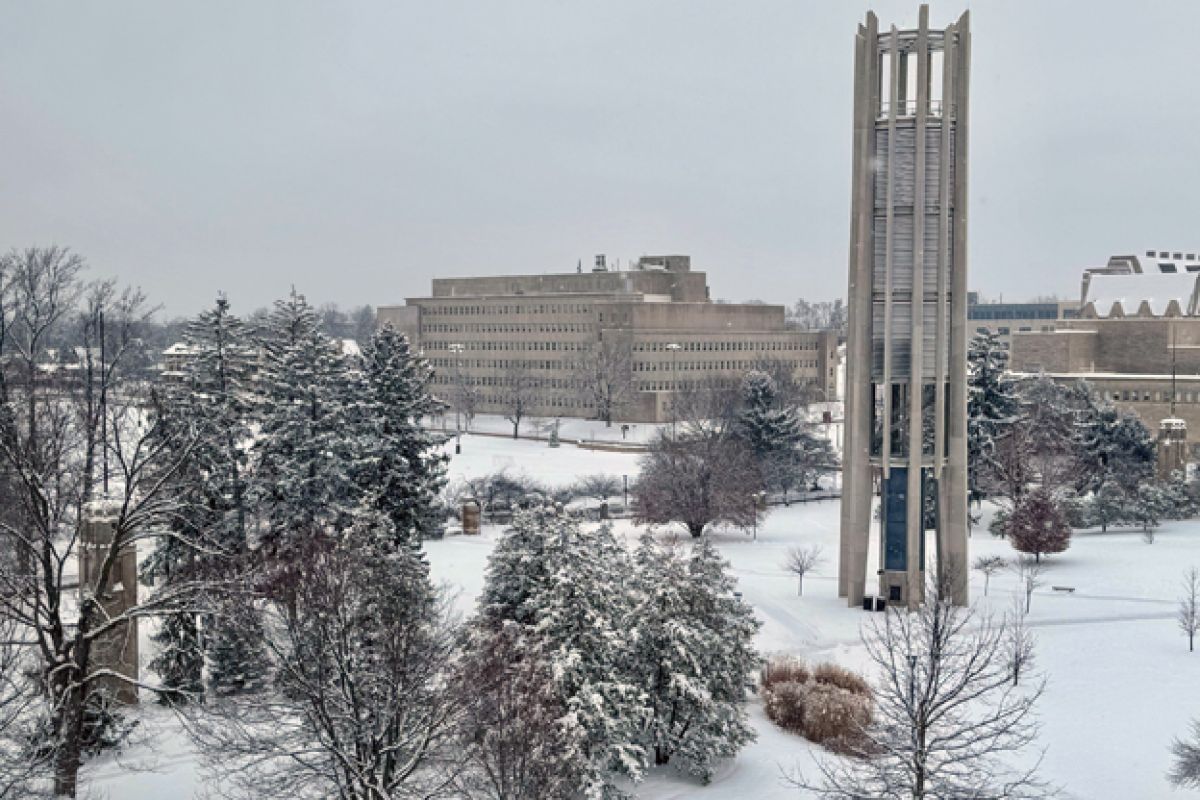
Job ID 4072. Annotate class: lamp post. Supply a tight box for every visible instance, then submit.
[449,343,464,454]
[666,342,681,437]
[751,490,766,540]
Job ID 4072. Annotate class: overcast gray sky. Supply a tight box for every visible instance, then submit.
[2,1,1198,316]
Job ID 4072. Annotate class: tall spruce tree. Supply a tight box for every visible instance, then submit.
[628,534,759,781]
[253,290,362,555]
[476,510,648,797]
[359,323,448,546]
[967,331,1019,506]
[533,518,648,796]
[142,295,260,700]
[734,370,832,499]
[1078,403,1156,494]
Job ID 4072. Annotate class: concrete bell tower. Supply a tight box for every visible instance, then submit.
[840,6,971,609]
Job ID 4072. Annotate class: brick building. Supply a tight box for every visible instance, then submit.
[378,255,839,423]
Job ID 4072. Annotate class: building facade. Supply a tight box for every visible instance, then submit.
[1012,316,1200,454]
[1010,249,1200,453]
[968,297,1079,350]
[378,256,838,424]
[840,6,971,610]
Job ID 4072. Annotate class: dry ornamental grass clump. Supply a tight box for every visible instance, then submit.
[761,656,872,754]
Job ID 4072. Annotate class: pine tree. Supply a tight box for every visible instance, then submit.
[1078,403,1155,494]
[478,508,563,628]
[734,371,833,499]
[1008,487,1071,562]
[1132,482,1170,535]
[533,519,649,797]
[480,510,648,797]
[252,289,361,555]
[358,323,449,546]
[967,332,1020,506]
[629,534,759,781]
[1086,479,1128,532]
[142,295,260,701]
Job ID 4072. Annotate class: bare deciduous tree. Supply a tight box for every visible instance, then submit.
[633,432,759,538]
[454,621,583,800]
[185,533,462,800]
[973,554,1007,597]
[501,361,536,439]
[1014,556,1045,615]
[783,545,824,596]
[0,248,202,797]
[1006,593,1036,687]
[793,570,1051,800]
[1180,566,1200,653]
[573,338,633,427]
[573,474,621,505]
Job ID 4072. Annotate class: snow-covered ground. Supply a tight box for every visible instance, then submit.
[88,430,1200,799]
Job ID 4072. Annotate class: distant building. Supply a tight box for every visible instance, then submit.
[968,297,1079,350]
[1011,249,1200,453]
[378,255,839,423]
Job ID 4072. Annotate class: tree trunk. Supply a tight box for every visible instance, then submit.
[687,522,705,538]
[53,681,86,797]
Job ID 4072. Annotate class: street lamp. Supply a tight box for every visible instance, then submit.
[449,343,465,454]
[666,342,681,437]
[751,490,766,540]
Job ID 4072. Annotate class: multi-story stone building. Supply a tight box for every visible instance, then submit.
[1011,249,1200,453]
[378,255,839,423]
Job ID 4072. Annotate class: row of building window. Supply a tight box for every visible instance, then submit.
[633,339,821,353]
[427,341,591,354]
[1104,389,1200,404]
[422,303,593,317]
[635,359,819,372]
[423,322,594,334]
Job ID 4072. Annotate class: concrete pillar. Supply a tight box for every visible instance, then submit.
[841,5,971,608]
[79,502,139,705]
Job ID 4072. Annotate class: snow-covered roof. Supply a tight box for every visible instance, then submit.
[337,339,361,357]
[163,342,197,356]
[1081,272,1200,318]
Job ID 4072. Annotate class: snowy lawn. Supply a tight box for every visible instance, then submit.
[88,433,1200,799]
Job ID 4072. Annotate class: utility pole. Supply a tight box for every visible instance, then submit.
[100,309,108,496]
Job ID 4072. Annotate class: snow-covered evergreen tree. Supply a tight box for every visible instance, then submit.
[628,534,759,781]
[1078,403,1155,494]
[142,295,260,701]
[533,519,648,797]
[477,510,648,797]
[478,507,563,628]
[1086,478,1128,532]
[252,289,362,555]
[967,332,1020,506]
[358,322,448,546]
[735,372,832,495]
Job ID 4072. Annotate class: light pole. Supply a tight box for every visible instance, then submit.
[666,342,681,437]
[751,490,766,540]
[449,343,464,454]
